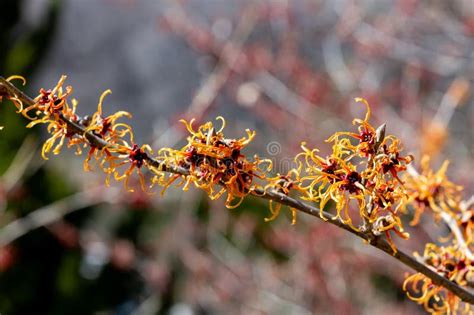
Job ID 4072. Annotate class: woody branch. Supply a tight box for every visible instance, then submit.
[0,77,473,304]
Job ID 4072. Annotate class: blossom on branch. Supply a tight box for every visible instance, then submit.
[155,117,272,208]
[297,98,413,251]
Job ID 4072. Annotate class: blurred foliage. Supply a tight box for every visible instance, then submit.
[0,1,86,314]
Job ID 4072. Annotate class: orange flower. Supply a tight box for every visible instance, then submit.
[403,243,473,314]
[154,117,271,208]
[297,141,365,230]
[296,98,412,250]
[82,89,133,173]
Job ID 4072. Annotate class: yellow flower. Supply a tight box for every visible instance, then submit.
[2,75,27,113]
[22,75,73,120]
[295,98,412,250]
[83,89,133,144]
[403,243,473,314]
[263,166,306,224]
[113,143,153,192]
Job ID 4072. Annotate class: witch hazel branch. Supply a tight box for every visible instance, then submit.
[1,76,473,313]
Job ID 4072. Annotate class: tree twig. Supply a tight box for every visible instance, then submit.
[1,76,473,304]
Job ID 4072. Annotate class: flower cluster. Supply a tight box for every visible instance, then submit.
[403,243,473,314]
[78,89,153,192]
[2,76,153,192]
[402,156,474,312]
[295,98,413,251]
[155,117,272,208]
[10,76,81,159]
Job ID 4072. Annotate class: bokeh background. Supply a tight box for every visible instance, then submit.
[0,0,473,314]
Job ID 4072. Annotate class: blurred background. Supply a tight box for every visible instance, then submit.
[0,0,473,314]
